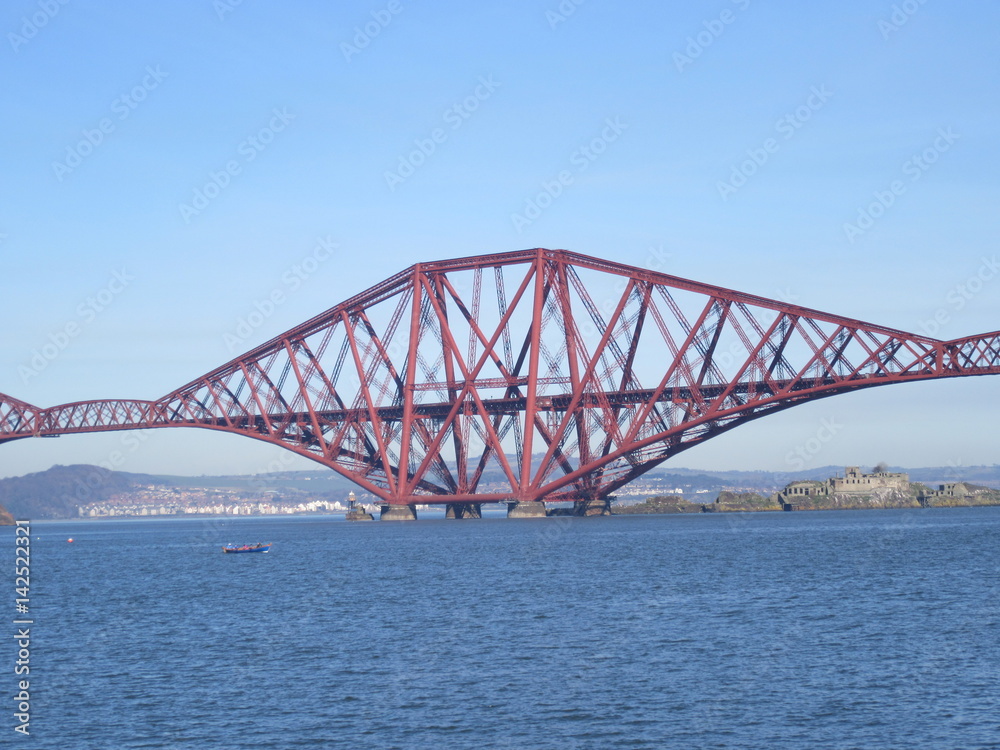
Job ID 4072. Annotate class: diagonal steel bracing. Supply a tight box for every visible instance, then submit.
[2,248,999,505]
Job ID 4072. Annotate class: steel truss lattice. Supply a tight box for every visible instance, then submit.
[3,248,999,506]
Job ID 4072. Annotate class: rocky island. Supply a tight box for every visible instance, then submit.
[614,465,1000,515]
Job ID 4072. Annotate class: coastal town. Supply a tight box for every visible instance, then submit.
[68,471,724,519]
[63,464,1000,519]
[76,485,350,518]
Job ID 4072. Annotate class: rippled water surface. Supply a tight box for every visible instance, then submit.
[9,507,1000,748]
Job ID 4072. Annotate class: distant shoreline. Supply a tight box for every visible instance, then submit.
[613,493,1000,516]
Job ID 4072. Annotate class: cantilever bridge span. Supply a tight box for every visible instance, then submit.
[3,248,999,517]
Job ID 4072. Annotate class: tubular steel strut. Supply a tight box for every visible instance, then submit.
[3,249,998,505]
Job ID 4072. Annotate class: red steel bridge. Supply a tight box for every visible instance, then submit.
[2,248,999,517]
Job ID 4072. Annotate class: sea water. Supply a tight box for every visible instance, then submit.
[5,507,999,748]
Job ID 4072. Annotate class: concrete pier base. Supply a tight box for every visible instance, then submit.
[574,498,611,516]
[446,503,482,519]
[380,504,418,521]
[346,509,375,521]
[507,501,547,519]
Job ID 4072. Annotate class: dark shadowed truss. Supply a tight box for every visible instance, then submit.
[3,249,999,505]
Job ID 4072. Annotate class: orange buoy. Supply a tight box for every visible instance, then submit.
[67,538,74,543]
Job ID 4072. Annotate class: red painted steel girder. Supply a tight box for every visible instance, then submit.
[3,248,999,504]
[0,393,40,438]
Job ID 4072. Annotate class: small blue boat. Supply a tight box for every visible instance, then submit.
[222,543,271,554]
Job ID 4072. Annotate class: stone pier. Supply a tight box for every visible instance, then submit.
[506,500,547,518]
[380,504,418,521]
[346,491,374,520]
[445,503,482,519]
[574,497,612,516]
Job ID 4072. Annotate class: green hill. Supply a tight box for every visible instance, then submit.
[0,465,169,519]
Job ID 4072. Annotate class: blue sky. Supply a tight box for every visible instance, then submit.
[2,0,998,479]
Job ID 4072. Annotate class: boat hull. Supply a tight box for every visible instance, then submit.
[222,544,271,554]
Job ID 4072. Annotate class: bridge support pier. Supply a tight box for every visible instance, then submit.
[346,508,375,521]
[446,503,482,519]
[380,504,418,521]
[574,497,611,516]
[507,501,547,519]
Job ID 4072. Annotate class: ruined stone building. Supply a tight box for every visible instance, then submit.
[774,466,910,508]
[829,466,909,494]
[917,481,975,505]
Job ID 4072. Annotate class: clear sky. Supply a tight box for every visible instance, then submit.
[2,0,998,479]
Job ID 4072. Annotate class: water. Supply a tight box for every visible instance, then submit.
[6,507,1000,749]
